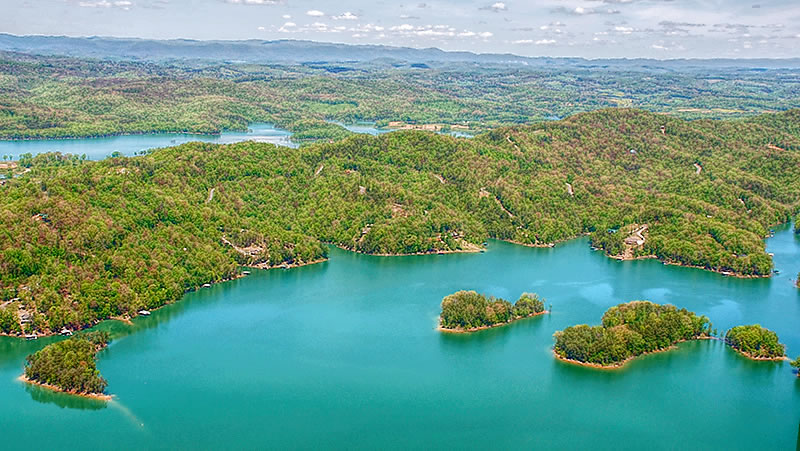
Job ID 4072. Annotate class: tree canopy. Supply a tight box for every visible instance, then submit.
[553,301,712,367]
[1,108,799,336]
[439,290,546,331]
[24,331,110,395]
[725,325,785,360]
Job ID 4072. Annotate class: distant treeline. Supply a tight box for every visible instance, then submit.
[2,51,800,142]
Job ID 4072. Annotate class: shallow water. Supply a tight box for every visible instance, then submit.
[1,225,798,449]
[0,123,295,161]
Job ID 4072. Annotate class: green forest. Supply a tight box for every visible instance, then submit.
[0,108,799,336]
[725,325,786,360]
[553,301,712,367]
[439,291,545,331]
[24,331,110,395]
[1,52,799,141]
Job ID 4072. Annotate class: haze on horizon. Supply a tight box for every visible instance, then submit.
[4,0,800,59]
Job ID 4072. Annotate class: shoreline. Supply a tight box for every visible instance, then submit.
[606,252,770,279]
[17,375,112,401]
[245,257,328,270]
[726,346,789,362]
[0,129,236,142]
[438,310,549,334]
[553,336,714,369]
[333,242,484,257]
[0,262,312,339]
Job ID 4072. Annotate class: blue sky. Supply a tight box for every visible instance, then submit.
[5,0,800,58]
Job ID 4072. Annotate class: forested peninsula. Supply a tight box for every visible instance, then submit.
[22,331,111,399]
[1,109,799,336]
[725,325,786,361]
[439,291,547,332]
[553,301,712,368]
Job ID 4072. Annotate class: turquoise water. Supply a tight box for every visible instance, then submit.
[1,225,799,449]
[0,123,295,161]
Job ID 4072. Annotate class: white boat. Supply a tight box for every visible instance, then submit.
[138,310,151,316]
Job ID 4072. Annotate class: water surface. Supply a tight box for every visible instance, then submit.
[1,225,798,450]
[0,123,295,161]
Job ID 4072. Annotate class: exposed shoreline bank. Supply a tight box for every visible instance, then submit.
[553,336,715,369]
[726,347,789,362]
[438,310,549,334]
[17,375,112,401]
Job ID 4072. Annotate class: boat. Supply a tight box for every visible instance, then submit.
[25,334,37,340]
[59,328,72,336]
[242,271,251,275]
[138,310,151,316]
[202,283,212,288]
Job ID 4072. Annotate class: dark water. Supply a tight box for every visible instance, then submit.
[1,225,799,449]
[0,123,295,161]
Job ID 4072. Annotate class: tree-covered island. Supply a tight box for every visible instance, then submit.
[724,325,786,361]
[439,291,547,332]
[553,301,712,368]
[22,331,111,399]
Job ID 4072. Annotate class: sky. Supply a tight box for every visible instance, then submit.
[4,0,800,58]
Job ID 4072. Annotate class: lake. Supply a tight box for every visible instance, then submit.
[0,123,295,161]
[1,221,798,449]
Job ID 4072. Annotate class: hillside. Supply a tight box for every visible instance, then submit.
[2,51,800,143]
[0,108,799,335]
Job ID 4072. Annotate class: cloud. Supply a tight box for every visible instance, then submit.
[535,39,556,45]
[480,2,507,12]
[225,0,280,4]
[306,10,324,17]
[78,0,134,8]
[333,12,358,20]
[554,6,620,15]
[512,39,533,44]
[278,21,296,32]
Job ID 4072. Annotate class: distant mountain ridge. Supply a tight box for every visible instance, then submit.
[2,33,800,70]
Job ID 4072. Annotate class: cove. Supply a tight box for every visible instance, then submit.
[0,123,295,161]
[0,225,799,449]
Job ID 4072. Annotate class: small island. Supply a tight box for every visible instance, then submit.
[439,291,548,333]
[792,357,800,377]
[553,301,712,368]
[21,331,111,399]
[724,325,786,361]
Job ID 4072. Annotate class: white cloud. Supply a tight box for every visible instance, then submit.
[513,39,533,44]
[79,0,133,8]
[479,31,493,38]
[282,14,291,19]
[226,0,279,4]
[480,2,507,12]
[306,10,324,17]
[333,12,358,20]
[535,39,556,45]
